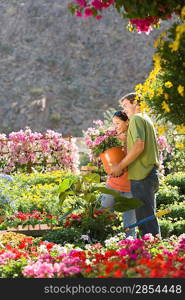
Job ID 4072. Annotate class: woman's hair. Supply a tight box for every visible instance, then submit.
[113,111,128,121]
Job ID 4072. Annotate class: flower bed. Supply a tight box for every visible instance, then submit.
[0,232,184,278]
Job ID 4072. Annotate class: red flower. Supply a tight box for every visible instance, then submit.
[84,266,93,273]
[114,269,123,278]
[18,242,27,249]
[46,243,54,250]
[104,250,118,258]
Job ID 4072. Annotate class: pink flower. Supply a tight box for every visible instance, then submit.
[96,15,103,20]
[84,7,93,17]
[130,17,159,34]
[75,0,87,8]
[118,248,127,256]
[94,135,106,145]
[91,0,104,10]
[75,11,83,17]
[142,233,154,241]
[93,120,103,127]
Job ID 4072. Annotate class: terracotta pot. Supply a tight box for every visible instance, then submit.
[99,146,125,174]
[0,216,4,223]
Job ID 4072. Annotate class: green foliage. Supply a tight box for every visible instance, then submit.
[172,220,185,236]
[78,212,121,242]
[119,0,182,19]
[166,202,185,220]
[156,185,181,207]
[166,148,185,173]
[141,21,185,125]
[96,186,143,212]
[57,173,143,214]
[159,219,173,238]
[43,211,121,245]
[157,172,185,237]
[42,227,85,247]
[164,172,185,195]
[0,258,27,278]
[0,171,68,215]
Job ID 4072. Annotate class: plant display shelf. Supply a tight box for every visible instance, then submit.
[0,224,54,237]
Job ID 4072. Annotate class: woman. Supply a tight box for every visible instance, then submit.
[100,111,136,238]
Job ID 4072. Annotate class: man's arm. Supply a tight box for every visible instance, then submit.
[110,139,145,177]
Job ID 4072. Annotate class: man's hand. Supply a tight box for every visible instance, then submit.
[109,164,124,177]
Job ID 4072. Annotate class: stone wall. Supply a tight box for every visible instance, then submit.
[0,0,172,136]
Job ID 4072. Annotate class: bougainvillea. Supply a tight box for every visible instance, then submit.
[68,0,184,34]
[0,128,79,173]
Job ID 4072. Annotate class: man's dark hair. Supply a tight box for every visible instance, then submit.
[119,92,143,106]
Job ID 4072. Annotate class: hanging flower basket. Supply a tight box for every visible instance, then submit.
[99,146,125,174]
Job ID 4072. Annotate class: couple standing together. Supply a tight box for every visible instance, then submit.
[100,92,160,238]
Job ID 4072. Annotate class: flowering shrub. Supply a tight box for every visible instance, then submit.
[135,15,185,126]
[0,128,79,174]
[83,120,122,158]
[62,209,121,242]
[68,0,183,34]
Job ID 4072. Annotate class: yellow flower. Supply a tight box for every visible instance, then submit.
[164,81,173,88]
[181,7,185,19]
[164,93,169,100]
[157,87,163,96]
[140,101,150,113]
[162,101,170,112]
[177,85,184,96]
[169,21,185,52]
[176,125,185,134]
[169,40,179,52]
[175,142,185,149]
[153,54,161,70]
[157,126,167,136]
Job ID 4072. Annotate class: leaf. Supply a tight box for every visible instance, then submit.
[59,191,75,206]
[83,193,97,203]
[57,178,76,193]
[114,197,143,212]
[59,208,74,220]
[96,186,143,212]
[82,173,100,184]
[96,186,122,196]
[72,180,82,193]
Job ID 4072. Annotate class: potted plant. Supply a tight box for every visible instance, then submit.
[57,173,143,221]
[83,120,125,174]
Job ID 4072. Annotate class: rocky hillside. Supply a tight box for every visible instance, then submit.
[0,0,172,136]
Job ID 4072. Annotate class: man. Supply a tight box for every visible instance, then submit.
[110,92,160,237]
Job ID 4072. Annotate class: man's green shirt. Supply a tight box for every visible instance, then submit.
[127,113,159,180]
